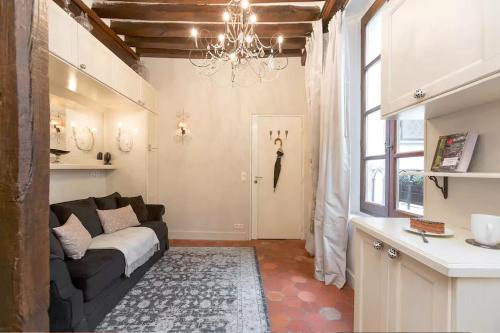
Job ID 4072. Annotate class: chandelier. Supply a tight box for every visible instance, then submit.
[189,0,288,85]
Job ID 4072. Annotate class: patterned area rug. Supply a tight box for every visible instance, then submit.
[96,247,270,333]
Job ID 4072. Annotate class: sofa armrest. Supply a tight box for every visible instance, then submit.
[146,204,166,221]
[49,255,87,332]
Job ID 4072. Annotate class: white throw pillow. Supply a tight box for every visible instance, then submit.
[53,214,92,259]
[97,205,140,234]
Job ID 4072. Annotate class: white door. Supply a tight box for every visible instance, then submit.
[354,230,391,332]
[251,115,303,239]
[146,112,159,203]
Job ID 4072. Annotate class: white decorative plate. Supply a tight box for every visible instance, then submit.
[403,226,455,237]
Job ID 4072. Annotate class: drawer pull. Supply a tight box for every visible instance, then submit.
[373,240,384,251]
[80,64,86,70]
[387,248,399,259]
[413,88,426,99]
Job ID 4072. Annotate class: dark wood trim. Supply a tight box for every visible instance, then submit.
[320,0,349,30]
[94,3,320,22]
[360,0,389,217]
[52,0,139,66]
[0,0,50,330]
[111,21,313,38]
[125,36,306,50]
[136,48,303,58]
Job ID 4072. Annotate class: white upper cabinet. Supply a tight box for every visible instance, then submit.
[140,79,158,113]
[48,2,78,66]
[382,0,500,117]
[77,25,113,86]
[112,58,140,103]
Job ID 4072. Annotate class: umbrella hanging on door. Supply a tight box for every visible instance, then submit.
[273,137,284,192]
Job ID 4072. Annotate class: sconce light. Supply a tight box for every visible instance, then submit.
[116,122,138,152]
[174,110,192,144]
[70,121,96,152]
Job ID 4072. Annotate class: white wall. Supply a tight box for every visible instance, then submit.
[143,58,310,240]
[425,100,500,229]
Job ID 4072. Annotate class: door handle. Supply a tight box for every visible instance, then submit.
[254,176,263,184]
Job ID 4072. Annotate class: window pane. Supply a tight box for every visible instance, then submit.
[397,119,424,153]
[365,159,385,205]
[365,8,382,65]
[365,60,381,110]
[397,157,424,215]
[365,110,386,157]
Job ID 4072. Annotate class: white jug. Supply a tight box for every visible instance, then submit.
[471,214,500,246]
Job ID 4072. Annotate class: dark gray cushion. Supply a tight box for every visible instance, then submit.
[50,232,65,259]
[51,198,103,237]
[66,249,125,301]
[50,210,60,228]
[94,192,121,210]
[117,196,149,222]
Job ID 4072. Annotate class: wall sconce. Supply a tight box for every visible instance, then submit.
[70,121,96,152]
[116,122,138,152]
[174,110,192,144]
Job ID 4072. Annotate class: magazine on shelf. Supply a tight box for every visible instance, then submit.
[431,131,478,172]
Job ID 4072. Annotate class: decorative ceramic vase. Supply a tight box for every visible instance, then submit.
[104,152,112,165]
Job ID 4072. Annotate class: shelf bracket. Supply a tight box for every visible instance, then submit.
[428,176,448,199]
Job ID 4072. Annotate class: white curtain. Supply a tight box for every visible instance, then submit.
[306,13,350,288]
[305,20,323,256]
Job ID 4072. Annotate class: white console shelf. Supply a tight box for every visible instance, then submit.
[50,164,116,170]
[404,171,500,179]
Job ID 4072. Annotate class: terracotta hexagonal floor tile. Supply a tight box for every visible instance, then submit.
[291,275,308,284]
[319,307,342,321]
[297,291,317,303]
[261,262,278,270]
[267,291,285,302]
[283,296,303,308]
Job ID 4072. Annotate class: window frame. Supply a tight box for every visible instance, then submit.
[360,0,424,217]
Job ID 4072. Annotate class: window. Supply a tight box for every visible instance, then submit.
[360,0,424,217]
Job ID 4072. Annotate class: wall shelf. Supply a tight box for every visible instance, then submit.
[50,163,116,170]
[424,172,500,179]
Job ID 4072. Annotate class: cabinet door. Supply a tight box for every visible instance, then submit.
[140,79,158,112]
[382,0,500,117]
[387,250,451,332]
[48,2,78,66]
[77,26,113,86]
[111,58,140,103]
[147,112,159,149]
[354,231,391,332]
[146,149,159,204]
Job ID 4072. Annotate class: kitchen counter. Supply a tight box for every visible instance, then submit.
[351,217,500,278]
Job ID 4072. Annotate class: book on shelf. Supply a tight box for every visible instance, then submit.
[431,131,478,173]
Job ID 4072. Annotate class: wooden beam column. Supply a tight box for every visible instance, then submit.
[0,0,50,331]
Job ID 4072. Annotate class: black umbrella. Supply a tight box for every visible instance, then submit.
[273,148,284,192]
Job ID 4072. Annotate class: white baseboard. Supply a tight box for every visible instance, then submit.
[346,268,355,289]
[169,230,249,241]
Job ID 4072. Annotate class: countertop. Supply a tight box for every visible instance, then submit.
[351,217,500,278]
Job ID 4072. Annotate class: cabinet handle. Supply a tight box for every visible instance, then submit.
[387,248,399,260]
[413,89,426,99]
[373,240,383,251]
[80,64,86,70]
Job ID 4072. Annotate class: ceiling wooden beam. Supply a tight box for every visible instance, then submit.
[125,36,306,50]
[111,21,312,38]
[101,0,319,4]
[136,48,303,58]
[320,0,349,29]
[93,3,320,22]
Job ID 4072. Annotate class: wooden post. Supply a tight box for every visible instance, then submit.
[0,0,50,331]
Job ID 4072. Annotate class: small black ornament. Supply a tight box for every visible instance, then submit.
[97,152,103,160]
[104,152,112,165]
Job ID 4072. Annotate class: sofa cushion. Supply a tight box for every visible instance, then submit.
[117,196,149,222]
[50,232,65,259]
[66,249,125,301]
[136,221,167,247]
[51,198,103,237]
[97,205,140,234]
[50,210,61,228]
[53,214,93,260]
[94,192,121,210]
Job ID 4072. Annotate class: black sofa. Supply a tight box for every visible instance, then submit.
[48,192,169,332]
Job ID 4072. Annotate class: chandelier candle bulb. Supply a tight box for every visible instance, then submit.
[191,28,198,48]
[277,35,284,53]
[223,11,230,22]
[250,14,257,24]
[241,0,249,9]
